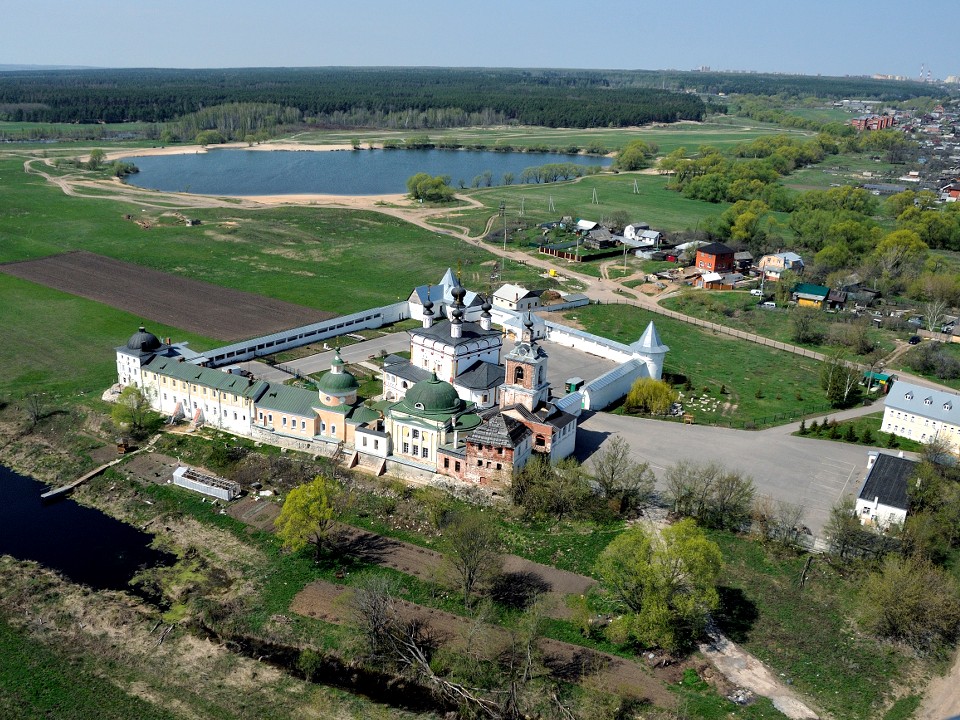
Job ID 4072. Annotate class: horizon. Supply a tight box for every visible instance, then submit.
[2,0,955,82]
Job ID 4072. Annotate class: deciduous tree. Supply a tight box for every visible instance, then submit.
[274,475,343,558]
[111,385,156,439]
[594,519,722,651]
[445,511,502,609]
[590,435,655,515]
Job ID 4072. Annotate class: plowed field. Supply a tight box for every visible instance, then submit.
[0,251,332,341]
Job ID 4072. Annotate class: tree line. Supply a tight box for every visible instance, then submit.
[0,67,706,128]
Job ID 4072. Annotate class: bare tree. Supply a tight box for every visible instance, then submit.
[590,435,655,515]
[925,297,949,334]
[824,497,863,561]
[446,512,502,609]
[21,393,46,429]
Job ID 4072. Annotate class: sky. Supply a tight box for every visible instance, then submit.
[2,0,955,80]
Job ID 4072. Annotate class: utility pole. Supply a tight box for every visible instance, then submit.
[499,200,507,277]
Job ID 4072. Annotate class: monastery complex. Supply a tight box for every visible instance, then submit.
[113,270,668,483]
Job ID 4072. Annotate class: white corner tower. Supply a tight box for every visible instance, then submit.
[631,321,669,380]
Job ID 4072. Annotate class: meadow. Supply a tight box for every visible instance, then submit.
[563,303,829,425]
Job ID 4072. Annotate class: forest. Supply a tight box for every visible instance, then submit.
[0,67,706,128]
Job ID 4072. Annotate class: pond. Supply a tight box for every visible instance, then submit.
[0,465,173,592]
[122,147,609,196]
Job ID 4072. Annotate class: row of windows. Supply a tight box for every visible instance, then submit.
[401,443,430,459]
[442,458,462,472]
[360,436,381,451]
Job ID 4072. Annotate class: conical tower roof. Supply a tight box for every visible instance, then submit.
[633,321,669,354]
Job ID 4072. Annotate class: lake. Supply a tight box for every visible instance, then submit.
[0,465,173,592]
[122,147,608,196]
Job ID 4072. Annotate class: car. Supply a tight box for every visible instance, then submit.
[907,316,923,327]
[750,288,764,297]
[909,335,922,345]
[762,301,776,308]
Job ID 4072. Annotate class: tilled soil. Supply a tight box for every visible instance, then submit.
[291,578,680,709]
[0,250,332,341]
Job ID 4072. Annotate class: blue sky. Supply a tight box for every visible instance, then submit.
[2,0,954,80]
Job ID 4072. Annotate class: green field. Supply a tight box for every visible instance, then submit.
[564,303,829,425]
[785,152,904,191]
[0,618,176,720]
[290,118,810,155]
[431,171,730,237]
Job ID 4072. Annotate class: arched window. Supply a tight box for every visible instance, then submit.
[538,367,544,384]
[514,366,524,384]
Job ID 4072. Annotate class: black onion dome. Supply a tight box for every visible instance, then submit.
[126,326,162,353]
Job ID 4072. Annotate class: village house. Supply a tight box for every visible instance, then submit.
[855,452,916,531]
[758,252,804,281]
[791,283,830,309]
[694,242,736,274]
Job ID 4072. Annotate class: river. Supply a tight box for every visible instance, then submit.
[0,464,173,591]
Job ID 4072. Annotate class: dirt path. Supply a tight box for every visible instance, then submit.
[699,628,819,719]
[917,647,960,720]
[290,578,680,709]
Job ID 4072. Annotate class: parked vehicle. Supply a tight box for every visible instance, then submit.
[908,335,922,345]
[762,301,776,308]
[750,288,764,297]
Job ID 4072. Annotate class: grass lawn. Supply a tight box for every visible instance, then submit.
[440,172,731,237]
[564,303,829,426]
[797,411,923,453]
[785,152,904,191]
[0,273,217,401]
[0,618,177,720]
[709,530,928,720]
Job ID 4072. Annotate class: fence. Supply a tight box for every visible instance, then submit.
[603,296,869,370]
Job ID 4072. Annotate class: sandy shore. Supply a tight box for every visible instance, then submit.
[239,192,407,207]
[105,141,359,162]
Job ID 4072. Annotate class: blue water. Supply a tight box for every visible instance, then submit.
[122,147,608,196]
[0,465,173,592]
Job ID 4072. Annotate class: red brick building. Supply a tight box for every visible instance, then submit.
[694,242,736,274]
[851,115,893,131]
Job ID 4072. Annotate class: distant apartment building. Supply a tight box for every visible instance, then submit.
[851,115,893,132]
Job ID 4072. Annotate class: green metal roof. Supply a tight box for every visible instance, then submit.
[395,373,464,416]
[316,369,359,394]
[145,357,267,399]
[255,383,321,417]
[792,283,830,298]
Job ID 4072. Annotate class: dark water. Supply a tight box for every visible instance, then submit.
[122,147,608,196]
[0,465,173,591]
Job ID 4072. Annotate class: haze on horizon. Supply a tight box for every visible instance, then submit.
[2,0,955,82]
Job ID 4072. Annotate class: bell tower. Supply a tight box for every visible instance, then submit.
[500,315,549,411]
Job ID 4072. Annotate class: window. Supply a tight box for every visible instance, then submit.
[163,393,167,400]
[497,447,503,455]
[331,425,336,436]
[301,420,306,429]
[443,457,449,469]
[403,443,409,454]
[496,463,502,470]
[412,429,420,439]
[421,447,429,459]
[362,436,368,447]
[374,439,379,450]
[455,461,461,472]
[267,413,273,422]
[282,417,287,427]
[482,394,488,403]
[233,412,238,420]
[514,366,524,383]
[477,460,483,466]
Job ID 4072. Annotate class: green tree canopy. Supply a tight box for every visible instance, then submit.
[274,475,343,557]
[406,172,455,202]
[111,385,156,439]
[595,519,722,651]
[623,377,676,415]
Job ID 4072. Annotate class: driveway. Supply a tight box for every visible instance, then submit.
[577,412,871,537]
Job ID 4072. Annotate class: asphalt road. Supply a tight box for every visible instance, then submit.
[576,411,874,537]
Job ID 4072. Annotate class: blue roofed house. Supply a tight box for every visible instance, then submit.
[881,380,960,453]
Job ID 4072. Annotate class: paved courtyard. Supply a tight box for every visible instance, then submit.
[576,412,871,537]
